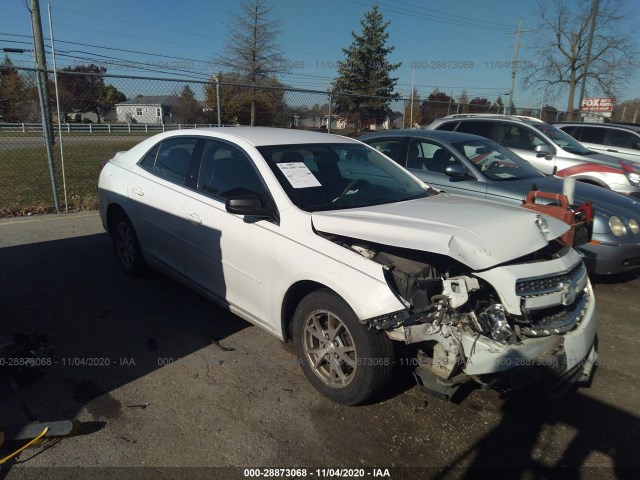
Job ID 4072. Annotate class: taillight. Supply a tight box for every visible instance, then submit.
[99,160,109,171]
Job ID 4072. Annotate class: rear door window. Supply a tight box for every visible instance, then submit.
[454,121,494,139]
[365,139,403,165]
[407,139,469,175]
[580,127,607,144]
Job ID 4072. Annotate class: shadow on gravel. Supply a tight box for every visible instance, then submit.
[433,385,640,478]
[0,232,247,460]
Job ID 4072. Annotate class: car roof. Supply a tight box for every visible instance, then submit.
[553,122,640,133]
[438,113,545,124]
[358,129,488,143]
[145,127,357,147]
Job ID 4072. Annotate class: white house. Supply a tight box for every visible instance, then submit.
[115,96,177,124]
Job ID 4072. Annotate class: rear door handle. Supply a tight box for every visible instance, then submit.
[607,149,619,152]
[132,187,144,196]
[186,212,202,225]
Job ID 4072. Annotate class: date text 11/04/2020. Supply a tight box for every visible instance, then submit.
[410,60,534,70]
[243,468,391,478]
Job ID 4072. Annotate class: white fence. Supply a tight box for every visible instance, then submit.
[0,122,226,134]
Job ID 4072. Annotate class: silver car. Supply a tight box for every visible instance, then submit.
[554,122,640,163]
[359,129,640,275]
[427,114,640,196]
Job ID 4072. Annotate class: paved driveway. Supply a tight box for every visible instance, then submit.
[1,212,639,478]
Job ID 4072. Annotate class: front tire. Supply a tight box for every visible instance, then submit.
[110,211,146,276]
[292,289,394,405]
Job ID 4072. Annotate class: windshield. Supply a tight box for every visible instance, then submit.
[451,139,544,181]
[258,143,430,211]
[533,124,593,155]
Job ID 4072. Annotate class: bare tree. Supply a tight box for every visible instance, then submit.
[523,0,637,119]
[215,0,286,126]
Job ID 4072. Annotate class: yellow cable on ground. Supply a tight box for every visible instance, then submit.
[0,427,49,465]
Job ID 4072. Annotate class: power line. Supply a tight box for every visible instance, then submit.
[345,0,512,32]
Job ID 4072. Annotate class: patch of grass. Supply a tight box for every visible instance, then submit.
[0,138,145,216]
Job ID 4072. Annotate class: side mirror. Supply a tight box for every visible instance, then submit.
[534,144,553,158]
[226,194,275,219]
[445,164,468,178]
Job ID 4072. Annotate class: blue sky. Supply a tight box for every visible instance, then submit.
[1,0,639,110]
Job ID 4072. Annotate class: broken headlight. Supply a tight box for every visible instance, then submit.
[479,304,516,344]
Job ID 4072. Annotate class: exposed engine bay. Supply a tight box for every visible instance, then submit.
[320,232,597,399]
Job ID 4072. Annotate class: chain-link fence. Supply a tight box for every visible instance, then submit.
[1,66,578,215]
[1,68,416,215]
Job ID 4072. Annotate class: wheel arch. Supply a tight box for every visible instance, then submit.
[280,280,341,342]
[573,176,609,189]
[105,202,127,234]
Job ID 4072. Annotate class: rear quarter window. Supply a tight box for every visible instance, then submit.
[436,122,457,131]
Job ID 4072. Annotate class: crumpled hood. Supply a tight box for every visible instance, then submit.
[312,194,569,270]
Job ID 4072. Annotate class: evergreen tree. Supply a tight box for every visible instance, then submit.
[96,84,126,122]
[491,96,505,114]
[173,85,202,124]
[332,4,400,131]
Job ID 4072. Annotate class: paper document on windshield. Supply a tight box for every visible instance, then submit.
[277,162,322,188]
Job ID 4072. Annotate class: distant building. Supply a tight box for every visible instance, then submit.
[115,96,177,124]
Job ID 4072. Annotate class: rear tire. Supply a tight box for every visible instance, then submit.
[292,288,394,405]
[110,211,146,276]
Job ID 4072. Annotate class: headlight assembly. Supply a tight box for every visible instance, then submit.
[627,172,640,186]
[609,216,627,237]
[629,218,640,235]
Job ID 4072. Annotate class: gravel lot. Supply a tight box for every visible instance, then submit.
[1,212,639,479]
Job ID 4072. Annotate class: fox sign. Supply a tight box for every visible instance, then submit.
[581,97,614,112]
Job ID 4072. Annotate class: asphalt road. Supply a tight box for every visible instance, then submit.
[1,212,639,479]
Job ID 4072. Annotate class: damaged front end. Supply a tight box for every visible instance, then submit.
[323,233,598,400]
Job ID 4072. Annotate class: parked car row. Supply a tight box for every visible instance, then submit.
[358,128,640,275]
[98,127,600,405]
[555,121,640,163]
[427,114,640,196]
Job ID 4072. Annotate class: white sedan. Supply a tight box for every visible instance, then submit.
[98,127,597,404]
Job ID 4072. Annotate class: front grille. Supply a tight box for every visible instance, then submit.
[516,261,590,338]
[520,290,589,336]
[516,262,585,296]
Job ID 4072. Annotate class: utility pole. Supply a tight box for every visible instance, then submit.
[30,0,59,212]
[578,0,600,121]
[508,19,530,116]
[48,4,68,212]
[409,67,415,128]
